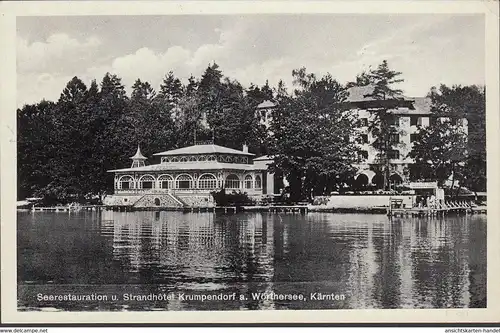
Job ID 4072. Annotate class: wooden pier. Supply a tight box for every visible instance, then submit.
[242,205,308,214]
[106,205,308,214]
[30,205,104,212]
[387,200,486,217]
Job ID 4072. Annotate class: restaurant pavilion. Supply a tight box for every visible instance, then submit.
[103,142,275,209]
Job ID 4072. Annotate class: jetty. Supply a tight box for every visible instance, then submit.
[30,204,104,212]
[387,198,486,217]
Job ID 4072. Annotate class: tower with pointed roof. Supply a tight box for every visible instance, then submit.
[130,145,147,168]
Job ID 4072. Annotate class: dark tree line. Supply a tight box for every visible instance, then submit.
[17,60,486,203]
[17,64,270,203]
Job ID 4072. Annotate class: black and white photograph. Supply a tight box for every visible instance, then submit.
[1,0,499,325]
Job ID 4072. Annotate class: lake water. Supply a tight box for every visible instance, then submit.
[17,210,486,311]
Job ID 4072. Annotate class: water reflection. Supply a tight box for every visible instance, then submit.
[17,211,486,310]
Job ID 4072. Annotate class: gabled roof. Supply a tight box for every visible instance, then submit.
[154,144,255,156]
[346,84,407,103]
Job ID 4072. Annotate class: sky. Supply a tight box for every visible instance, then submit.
[16,14,485,108]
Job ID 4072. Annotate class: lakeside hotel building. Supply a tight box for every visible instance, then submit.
[104,84,468,209]
[257,84,468,189]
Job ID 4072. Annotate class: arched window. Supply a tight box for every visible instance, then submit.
[176,174,193,189]
[188,155,197,162]
[198,174,218,189]
[390,173,403,186]
[158,174,174,189]
[244,175,253,189]
[255,175,262,189]
[208,155,217,161]
[139,175,155,189]
[118,175,134,190]
[154,198,161,206]
[355,174,369,189]
[171,156,179,162]
[225,174,240,189]
[179,156,188,162]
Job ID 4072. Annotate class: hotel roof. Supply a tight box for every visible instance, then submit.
[108,161,266,173]
[346,84,407,103]
[346,84,432,115]
[257,100,277,109]
[153,144,255,156]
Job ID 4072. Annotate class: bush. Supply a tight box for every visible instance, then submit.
[210,189,254,207]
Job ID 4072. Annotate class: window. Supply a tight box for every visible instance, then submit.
[225,174,240,189]
[176,174,192,189]
[358,150,368,160]
[410,134,418,143]
[359,118,368,127]
[179,157,188,162]
[418,117,426,126]
[360,134,369,144]
[139,175,155,189]
[244,175,253,189]
[198,174,217,189]
[154,198,161,206]
[388,150,400,160]
[255,175,262,189]
[390,117,399,126]
[410,117,418,126]
[158,175,173,189]
[119,175,134,190]
[390,134,400,144]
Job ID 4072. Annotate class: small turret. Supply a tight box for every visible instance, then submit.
[130,145,147,168]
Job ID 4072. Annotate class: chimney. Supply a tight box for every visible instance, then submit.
[242,144,248,153]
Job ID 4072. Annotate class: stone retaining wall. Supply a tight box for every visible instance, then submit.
[314,195,415,209]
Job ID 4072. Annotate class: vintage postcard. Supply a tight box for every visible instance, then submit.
[1,0,499,325]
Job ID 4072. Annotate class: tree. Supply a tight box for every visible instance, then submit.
[158,71,184,112]
[17,100,57,200]
[185,74,198,97]
[269,68,359,202]
[346,70,372,88]
[362,60,407,190]
[409,118,467,188]
[417,84,486,194]
[198,63,224,125]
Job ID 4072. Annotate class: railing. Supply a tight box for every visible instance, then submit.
[114,188,265,195]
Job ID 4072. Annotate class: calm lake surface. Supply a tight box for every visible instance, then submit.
[17,210,486,311]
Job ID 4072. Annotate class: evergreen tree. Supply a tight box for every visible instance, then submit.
[185,74,199,97]
[158,71,183,106]
[363,60,406,190]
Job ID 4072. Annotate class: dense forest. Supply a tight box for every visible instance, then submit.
[17,61,486,203]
